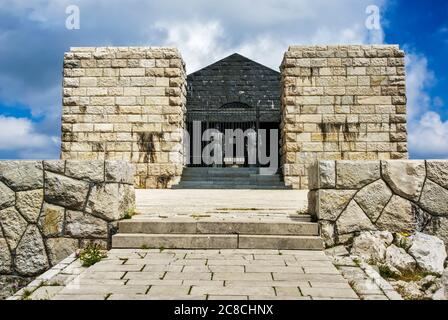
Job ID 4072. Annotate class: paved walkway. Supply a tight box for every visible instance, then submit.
[11,249,360,300]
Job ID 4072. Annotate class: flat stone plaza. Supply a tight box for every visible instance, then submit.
[13,249,362,300]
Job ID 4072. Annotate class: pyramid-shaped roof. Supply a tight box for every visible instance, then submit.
[186,53,281,123]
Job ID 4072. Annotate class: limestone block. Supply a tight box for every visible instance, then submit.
[426,161,448,189]
[308,161,335,190]
[376,195,415,233]
[351,231,391,263]
[316,190,356,221]
[419,179,448,216]
[0,238,12,274]
[65,160,104,183]
[0,161,43,191]
[355,180,392,221]
[86,183,135,221]
[14,225,49,276]
[336,161,380,189]
[65,210,108,238]
[0,207,28,250]
[43,160,65,174]
[16,189,43,223]
[423,217,448,250]
[408,232,447,274]
[38,203,65,237]
[46,238,79,265]
[336,200,376,235]
[319,221,335,248]
[105,161,135,184]
[0,181,15,210]
[381,160,426,201]
[385,244,417,273]
[44,172,90,209]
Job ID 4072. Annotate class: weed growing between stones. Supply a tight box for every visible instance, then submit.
[123,207,136,219]
[77,243,107,267]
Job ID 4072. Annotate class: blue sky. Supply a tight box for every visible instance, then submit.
[0,0,446,159]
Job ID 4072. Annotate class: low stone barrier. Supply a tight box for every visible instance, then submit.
[0,160,135,276]
[308,160,448,248]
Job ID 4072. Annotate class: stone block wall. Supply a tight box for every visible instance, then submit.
[281,45,408,189]
[308,160,448,248]
[61,47,187,188]
[0,160,135,277]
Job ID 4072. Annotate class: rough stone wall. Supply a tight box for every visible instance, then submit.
[308,160,448,249]
[281,45,408,189]
[0,160,135,277]
[61,47,187,188]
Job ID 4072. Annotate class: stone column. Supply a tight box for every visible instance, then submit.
[61,47,187,188]
[280,45,408,189]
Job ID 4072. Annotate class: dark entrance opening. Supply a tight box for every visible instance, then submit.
[186,121,280,168]
[185,53,281,172]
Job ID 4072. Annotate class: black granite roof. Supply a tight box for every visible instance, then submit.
[186,53,281,123]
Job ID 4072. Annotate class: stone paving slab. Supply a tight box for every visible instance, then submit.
[10,249,363,300]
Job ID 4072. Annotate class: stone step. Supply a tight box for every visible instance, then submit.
[112,234,324,250]
[180,175,283,181]
[118,219,318,235]
[173,185,291,189]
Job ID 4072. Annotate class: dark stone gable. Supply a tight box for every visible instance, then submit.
[186,53,281,123]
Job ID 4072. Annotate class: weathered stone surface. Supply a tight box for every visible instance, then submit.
[16,189,43,223]
[381,160,426,201]
[65,210,108,238]
[393,280,424,299]
[0,161,43,191]
[385,244,417,273]
[336,200,376,235]
[43,160,65,174]
[376,196,415,233]
[336,161,380,189]
[427,160,448,189]
[14,225,49,276]
[46,238,79,265]
[419,179,448,216]
[44,172,90,209]
[0,207,28,250]
[308,161,335,189]
[355,180,392,221]
[105,161,134,185]
[443,267,448,300]
[38,203,65,237]
[86,183,135,221]
[65,160,104,183]
[0,238,12,273]
[408,232,447,274]
[319,220,335,247]
[393,233,413,251]
[351,231,389,263]
[423,216,448,250]
[317,190,356,221]
[0,181,15,210]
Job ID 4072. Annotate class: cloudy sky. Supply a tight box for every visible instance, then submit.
[0,0,447,159]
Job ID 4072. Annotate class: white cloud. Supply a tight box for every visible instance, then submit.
[0,116,59,159]
[409,112,448,159]
[406,53,448,158]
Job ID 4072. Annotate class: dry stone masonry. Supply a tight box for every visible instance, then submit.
[308,160,448,248]
[281,45,408,189]
[0,160,135,277]
[61,47,187,188]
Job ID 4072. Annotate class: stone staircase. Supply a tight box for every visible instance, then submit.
[112,189,324,250]
[173,167,290,189]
